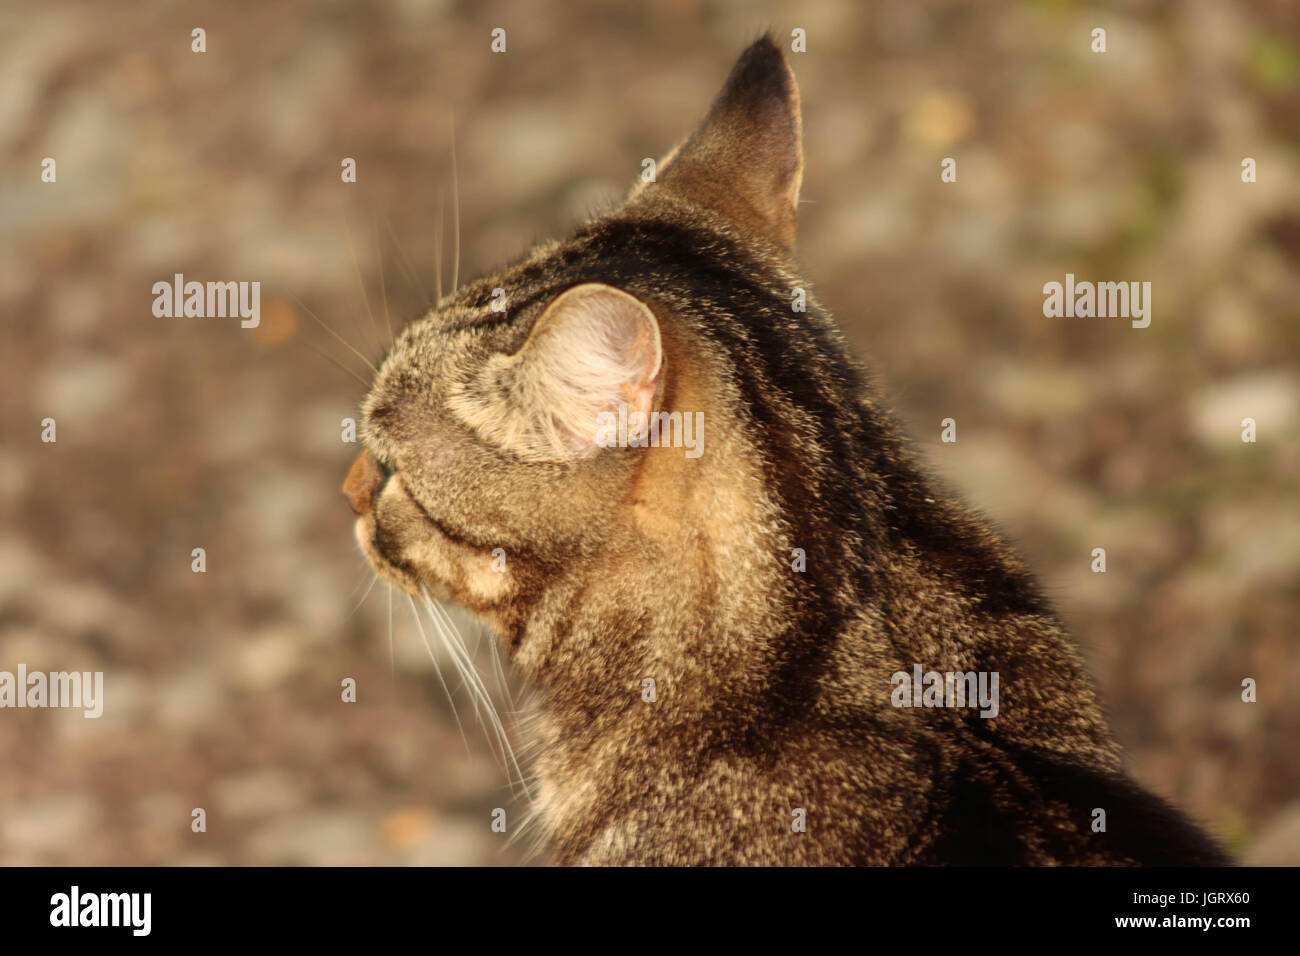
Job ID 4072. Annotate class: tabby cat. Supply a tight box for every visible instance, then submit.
[344,36,1228,865]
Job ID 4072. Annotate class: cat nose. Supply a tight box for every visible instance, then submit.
[343,450,385,516]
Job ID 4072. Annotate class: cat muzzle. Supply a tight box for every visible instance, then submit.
[343,450,386,516]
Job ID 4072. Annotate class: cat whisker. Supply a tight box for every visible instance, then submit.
[431,603,497,723]
[344,217,383,357]
[450,118,461,295]
[341,561,377,606]
[382,213,432,310]
[304,339,371,389]
[424,604,511,785]
[405,592,471,759]
[373,215,394,346]
[291,294,378,376]
[422,589,530,800]
[503,801,538,852]
[347,571,380,619]
[434,190,444,304]
[425,599,496,747]
[507,799,551,862]
[489,625,516,713]
[426,599,484,727]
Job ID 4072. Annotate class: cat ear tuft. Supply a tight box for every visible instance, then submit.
[653,35,803,250]
[453,283,663,461]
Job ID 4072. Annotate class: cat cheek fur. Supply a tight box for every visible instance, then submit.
[363,477,516,608]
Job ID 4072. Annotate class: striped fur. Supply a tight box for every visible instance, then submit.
[349,36,1228,865]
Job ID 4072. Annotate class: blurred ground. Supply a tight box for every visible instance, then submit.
[1,0,1297,865]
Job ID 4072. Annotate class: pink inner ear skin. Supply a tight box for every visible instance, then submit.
[622,322,663,420]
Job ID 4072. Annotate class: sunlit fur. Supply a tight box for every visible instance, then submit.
[349,36,1228,865]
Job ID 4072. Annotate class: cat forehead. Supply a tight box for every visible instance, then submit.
[371,227,610,377]
[362,288,542,430]
[381,293,538,372]
[369,314,487,407]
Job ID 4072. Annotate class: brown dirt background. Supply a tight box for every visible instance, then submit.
[1,0,1297,865]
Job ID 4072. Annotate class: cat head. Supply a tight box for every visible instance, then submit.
[345,36,818,672]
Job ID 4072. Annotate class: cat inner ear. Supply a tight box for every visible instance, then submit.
[453,283,663,461]
[653,35,803,250]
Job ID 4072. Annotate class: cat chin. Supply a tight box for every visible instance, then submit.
[354,521,461,607]
[353,518,423,596]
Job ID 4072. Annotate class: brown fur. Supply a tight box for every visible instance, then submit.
[345,36,1229,866]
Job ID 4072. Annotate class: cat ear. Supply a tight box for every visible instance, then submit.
[653,35,803,250]
[454,283,663,460]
